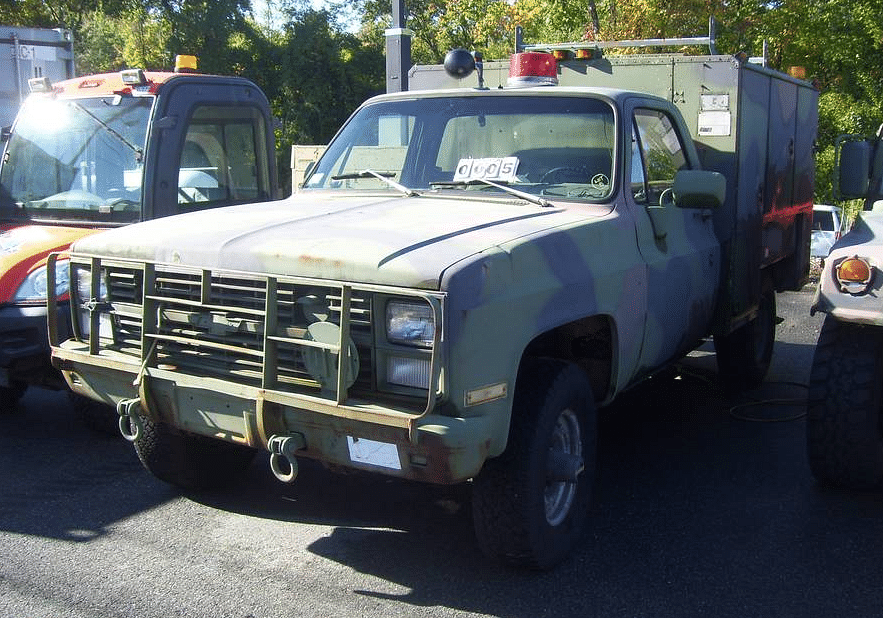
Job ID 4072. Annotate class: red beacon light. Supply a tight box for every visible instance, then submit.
[508,52,558,87]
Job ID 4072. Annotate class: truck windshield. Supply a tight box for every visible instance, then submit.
[0,94,152,224]
[304,95,616,201]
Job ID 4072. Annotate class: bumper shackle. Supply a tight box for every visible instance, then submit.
[116,397,144,442]
[267,433,306,483]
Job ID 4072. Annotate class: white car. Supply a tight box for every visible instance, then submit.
[811,204,843,258]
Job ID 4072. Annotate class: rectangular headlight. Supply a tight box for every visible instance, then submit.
[386,299,434,347]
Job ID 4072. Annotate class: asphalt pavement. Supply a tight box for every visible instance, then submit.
[1,284,881,618]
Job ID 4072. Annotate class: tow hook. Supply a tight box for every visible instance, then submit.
[116,397,144,442]
[267,433,306,483]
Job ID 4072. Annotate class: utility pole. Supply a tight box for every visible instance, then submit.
[385,0,412,92]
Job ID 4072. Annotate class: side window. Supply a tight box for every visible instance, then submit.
[632,109,688,205]
[176,105,271,211]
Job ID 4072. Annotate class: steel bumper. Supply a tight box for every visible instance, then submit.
[52,340,494,484]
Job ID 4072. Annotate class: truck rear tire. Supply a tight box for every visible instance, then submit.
[714,289,776,392]
[471,360,596,569]
[0,381,26,414]
[807,317,883,489]
[133,412,257,490]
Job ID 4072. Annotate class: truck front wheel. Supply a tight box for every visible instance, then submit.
[714,289,776,392]
[133,412,257,490]
[471,360,596,569]
[69,392,119,435]
[807,317,883,489]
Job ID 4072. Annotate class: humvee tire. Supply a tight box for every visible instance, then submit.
[807,316,883,489]
[0,381,26,414]
[472,360,596,569]
[134,412,257,490]
[714,289,776,392]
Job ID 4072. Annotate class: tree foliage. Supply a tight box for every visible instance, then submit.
[2,0,883,202]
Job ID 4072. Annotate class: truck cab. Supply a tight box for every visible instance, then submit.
[0,58,279,413]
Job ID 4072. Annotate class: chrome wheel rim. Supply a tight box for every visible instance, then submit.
[545,407,582,526]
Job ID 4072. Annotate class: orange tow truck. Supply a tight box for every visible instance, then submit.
[0,55,279,415]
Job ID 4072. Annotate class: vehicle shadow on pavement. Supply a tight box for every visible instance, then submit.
[188,360,883,618]
[0,388,178,543]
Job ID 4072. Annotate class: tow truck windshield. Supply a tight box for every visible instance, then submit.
[0,94,152,224]
[303,94,616,202]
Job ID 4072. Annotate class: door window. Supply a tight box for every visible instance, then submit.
[631,109,688,205]
[176,105,271,211]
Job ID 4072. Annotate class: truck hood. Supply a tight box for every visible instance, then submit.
[0,225,103,302]
[72,193,604,289]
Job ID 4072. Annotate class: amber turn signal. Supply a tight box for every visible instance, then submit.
[835,256,873,293]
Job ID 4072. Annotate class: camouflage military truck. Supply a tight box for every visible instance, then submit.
[49,34,817,568]
[808,127,883,489]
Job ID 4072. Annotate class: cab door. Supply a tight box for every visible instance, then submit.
[143,77,278,220]
[625,99,721,376]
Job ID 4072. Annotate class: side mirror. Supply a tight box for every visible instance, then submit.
[838,139,871,199]
[672,170,725,209]
[1,126,11,142]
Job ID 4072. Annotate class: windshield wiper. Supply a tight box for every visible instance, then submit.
[67,100,144,163]
[431,178,551,207]
[331,169,417,197]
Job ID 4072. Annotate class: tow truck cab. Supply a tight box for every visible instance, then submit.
[0,56,279,411]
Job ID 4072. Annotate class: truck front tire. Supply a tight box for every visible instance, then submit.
[69,392,119,435]
[807,317,883,489]
[472,360,596,569]
[133,412,257,490]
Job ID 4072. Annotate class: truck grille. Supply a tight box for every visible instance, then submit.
[90,261,383,400]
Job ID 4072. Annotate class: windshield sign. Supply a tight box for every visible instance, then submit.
[0,95,153,224]
[304,95,616,202]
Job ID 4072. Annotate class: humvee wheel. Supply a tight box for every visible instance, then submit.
[472,360,596,569]
[133,412,257,490]
[69,392,119,436]
[714,289,776,392]
[807,317,883,489]
[0,381,26,414]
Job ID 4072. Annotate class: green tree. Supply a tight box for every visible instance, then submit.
[0,0,134,29]
[77,7,173,73]
[75,11,125,73]
[149,0,254,74]
[274,8,384,144]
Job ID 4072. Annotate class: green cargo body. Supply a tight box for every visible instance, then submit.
[411,52,819,330]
